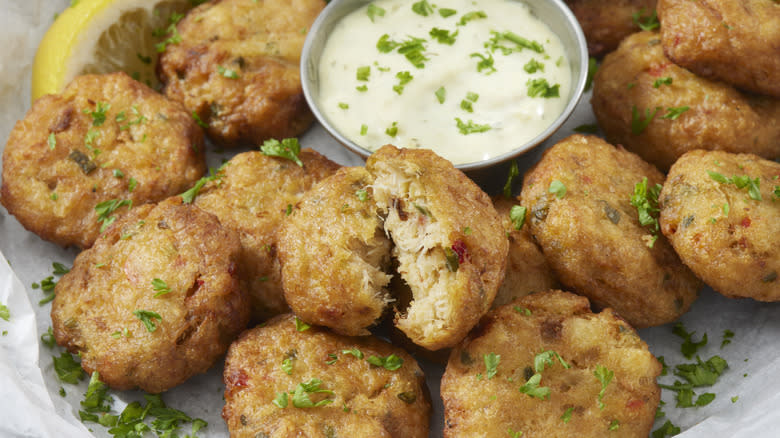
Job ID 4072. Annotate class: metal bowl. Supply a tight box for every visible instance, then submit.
[301,0,588,172]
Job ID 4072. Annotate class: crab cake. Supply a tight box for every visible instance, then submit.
[564,0,657,57]
[367,145,508,351]
[658,0,780,98]
[278,166,393,336]
[51,197,249,393]
[0,72,205,249]
[592,31,780,172]
[520,135,700,328]
[157,0,324,147]
[492,196,559,308]
[442,290,661,438]
[222,314,431,438]
[659,150,780,301]
[192,148,339,321]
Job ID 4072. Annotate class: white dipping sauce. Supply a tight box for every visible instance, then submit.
[318,0,572,165]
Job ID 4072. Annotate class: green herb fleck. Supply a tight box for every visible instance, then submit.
[435,86,446,104]
[548,180,566,199]
[261,138,303,167]
[366,4,386,22]
[484,352,500,380]
[367,354,403,371]
[152,278,171,297]
[216,65,240,79]
[631,105,660,134]
[53,352,86,384]
[412,0,433,16]
[653,77,673,88]
[455,118,491,134]
[133,309,162,333]
[594,365,614,409]
[526,78,560,98]
[295,317,311,332]
[662,106,690,120]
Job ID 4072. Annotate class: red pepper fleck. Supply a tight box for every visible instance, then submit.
[648,63,669,77]
[451,240,469,264]
[626,399,644,410]
[226,369,249,388]
[581,175,592,184]
[741,217,751,228]
[196,279,204,287]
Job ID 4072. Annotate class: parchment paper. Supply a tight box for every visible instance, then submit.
[0,1,778,436]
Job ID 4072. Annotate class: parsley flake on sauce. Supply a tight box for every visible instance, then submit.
[430,27,458,45]
[366,3,386,22]
[526,78,560,98]
[435,86,446,104]
[455,118,491,134]
[0,303,9,321]
[411,0,433,16]
[439,8,457,18]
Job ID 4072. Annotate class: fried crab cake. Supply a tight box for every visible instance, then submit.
[492,196,560,308]
[592,31,780,172]
[367,145,508,350]
[191,148,340,321]
[278,166,393,336]
[659,150,780,301]
[442,290,661,438]
[157,0,324,147]
[564,0,657,57]
[520,135,700,328]
[658,0,780,98]
[222,314,431,438]
[51,197,249,393]
[1,72,206,249]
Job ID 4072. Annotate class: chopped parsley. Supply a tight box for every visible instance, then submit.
[191,111,208,128]
[526,78,560,98]
[356,189,369,202]
[561,407,574,423]
[79,372,113,423]
[376,35,429,69]
[133,309,162,333]
[360,124,368,135]
[524,58,544,74]
[48,133,56,150]
[630,177,663,248]
[585,57,597,91]
[672,322,708,359]
[216,65,240,79]
[393,71,414,94]
[662,106,690,120]
[273,392,288,408]
[519,372,550,400]
[608,420,620,431]
[652,420,681,438]
[594,364,614,409]
[366,4,386,22]
[151,278,171,297]
[707,170,762,201]
[261,138,303,167]
[458,10,487,26]
[83,102,110,126]
[342,348,364,359]
[430,27,458,45]
[385,121,399,137]
[294,317,311,332]
[435,86,446,103]
[439,8,457,18]
[633,9,660,31]
[503,160,520,198]
[573,123,599,134]
[484,353,500,380]
[338,102,349,110]
[281,358,294,375]
[53,352,86,384]
[118,105,147,131]
[95,199,133,232]
[356,65,371,81]
[535,350,570,372]
[487,31,545,55]
[292,379,335,408]
[721,329,734,348]
[653,77,673,88]
[455,118,491,134]
[112,169,124,178]
[41,326,56,348]
[367,354,404,371]
[631,105,660,134]
[548,180,566,199]
[0,303,9,321]
[411,0,433,16]
[470,52,496,74]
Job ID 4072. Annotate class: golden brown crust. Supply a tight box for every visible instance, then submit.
[564,0,657,57]
[193,149,340,321]
[591,31,780,171]
[442,290,661,438]
[157,0,324,147]
[367,145,508,350]
[659,149,780,301]
[520,135,700,328]
[658,0,780,97]
[51,197,249,393]
[1,72,206,249]
[492,196,559,308]
[222,314,431,438]
[278,166,392,336]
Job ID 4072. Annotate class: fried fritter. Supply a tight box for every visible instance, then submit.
[51,197,249,393]
[192,148,340,321]
[278,166,393,336]
[592,31,780,172]
[492,196,559,308]
[367,145,508,350]
[564,0,657,57]
[658,0,780,98]
[1,72,205,249]
[222,314,431,438]
[442,290,662,438]
[520,135,700,328]
[157,0,324,147]
[659,150,780,301]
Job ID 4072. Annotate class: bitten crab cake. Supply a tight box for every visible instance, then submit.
[278,166,393,336]
[222,314,431,438]
[191,148,340,321]
[157,0,324,147]
[520,135,700,328]
[442,290,662,438]
[591,31,780,171]
[368,146,508,350]
[658,0,780,98]
[564,0,657,57]
[659,150,780,301]
[0,72,206,249]
[492,196,559,308]
[51,197,249,393]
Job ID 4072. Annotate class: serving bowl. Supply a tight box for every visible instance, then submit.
[301,0,589,172]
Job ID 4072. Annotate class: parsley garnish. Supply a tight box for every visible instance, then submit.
[430,28,458,45]
[519,373,550,400]
[133,309,162,333]
[631,105,660,134]
[721,329,734,348]
[273,392,288,408]
[527,78,560,98]
[609,420,620,431]
[118,105,147,131]
[561,407,573,423]
[548,180,566,199]
[707,170,762,201]
[594,365,614,409]
[631,177,663,247]
[393,71,413,94]
[367,354,403,370]
[216,65,240,79]
[503,160,520,198]
[585,57,597,91]
[385,121,399,137]
[662,106,690,120]
[83,102,110,126]
[151,278,171,297]
[294,317,311,332]
[261,138,303,167]
[652,420,681,438]
[281,358,294,375]
[524,58,544,74]
[79,372,113,423]
[435,86,446,104]
[293,379,335,408]
[672,322,708,359]
[356,65,371,81]
[41,326,56,348]
[470,52,496,74]
[487,31,544,55]
[455,118,491,134]
[366,4,385,22]
[360,124,368,135]
[509,206,528,231]
[653,77,673,88]
[484,353,500,380]
[53,352,86,384]
[191,111,208,128]
[154,13,183,52]
[411,0,433,16]
[338,102,349,110]
[376,35,429,69]
[458,10,487,26]
[95,199,133,232]
[573,123,599,134]
[633,9,660,31]
[0,303,9,321]
[48,133,56,150]
[356,189,369,201]
[535,350,570,372]
[439,8,457,17]
[342,348,364,359]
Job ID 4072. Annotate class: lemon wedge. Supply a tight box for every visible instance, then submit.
[31,0,198,101]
